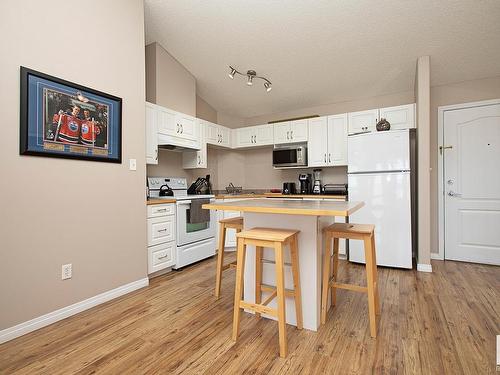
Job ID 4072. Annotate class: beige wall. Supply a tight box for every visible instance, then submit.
[196,96,218,123]
[245,91,415,125]
[145,42,196,116]
[429,75,500,255]
[0,0,146,329]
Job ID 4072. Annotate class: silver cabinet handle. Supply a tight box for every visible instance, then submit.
[180,124,183,134]
[198,155,201,165]
[155,149,158,161]
[158,253,169,259]
[290,130,293,139]
[448,191,462,197]
[286,131,290,140]
[158,228,167,232]
[156,208,167,212]
[328,153,331,163]
[324,154,327,162]
[176,124,179,133]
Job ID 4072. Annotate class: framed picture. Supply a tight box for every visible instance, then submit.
[20,66,122,163]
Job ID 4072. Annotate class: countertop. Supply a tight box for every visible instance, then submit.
[147,198,176,205]
[214,193,347,200]
[203,198,363,217]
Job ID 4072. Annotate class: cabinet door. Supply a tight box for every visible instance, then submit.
[348,109,379,134]
[327,114,348,166]
[255,124,274,145]
[157,107,177,136]
[307,117,328,167]
[235,127,254,147]
[290,119,308,142]
[205,121,219,144]
[379,103,415,130]
[145,103,158,165]
[218,126,231,147]
[147,215,175,246]
[148,241,176,273]
[176,113,198,141]
[273,122,291,144]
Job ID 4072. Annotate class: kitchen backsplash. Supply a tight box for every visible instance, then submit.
[147,147,347,191]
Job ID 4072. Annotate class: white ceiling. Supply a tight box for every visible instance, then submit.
[145,0,500,119]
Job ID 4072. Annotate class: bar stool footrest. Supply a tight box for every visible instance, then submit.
[239,301,278,317]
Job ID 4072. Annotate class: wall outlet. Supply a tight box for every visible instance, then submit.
[129,159,137,171]
[62,264,72,280]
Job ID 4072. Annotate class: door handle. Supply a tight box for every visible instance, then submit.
[286,131,290,140]
[447,191,462,197]
[324,154,327,162]
[328,153,331,163]
[155,149,158,161]
[176,124,180,133]
[291,130,293,139]
[180,124,183,134]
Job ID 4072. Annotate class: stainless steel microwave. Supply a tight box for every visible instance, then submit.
[272,144,308,168]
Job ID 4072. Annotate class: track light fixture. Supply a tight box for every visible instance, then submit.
[227,65,272,92]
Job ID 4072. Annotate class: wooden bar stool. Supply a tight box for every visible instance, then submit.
[214,216,244,299]
[232,227,303,358]
[321,223,380,337]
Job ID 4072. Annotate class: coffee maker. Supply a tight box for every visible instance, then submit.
[312,169,322,194]
[298,173,312,194]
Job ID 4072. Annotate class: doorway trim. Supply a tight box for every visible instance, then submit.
[437,98,500,261]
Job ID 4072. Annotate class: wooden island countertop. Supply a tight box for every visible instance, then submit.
[203,198,363,217]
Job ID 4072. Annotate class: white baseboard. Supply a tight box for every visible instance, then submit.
[430,252,443,260]
[417,263,433,273]
[0,277,149,344]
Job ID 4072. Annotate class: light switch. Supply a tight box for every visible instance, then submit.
[129,159,137,171]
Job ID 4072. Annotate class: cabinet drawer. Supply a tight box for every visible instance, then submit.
[148,215,175,246]
[148,241,176,273]
[147,204,175,218]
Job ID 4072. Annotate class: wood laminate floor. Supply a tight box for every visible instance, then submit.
[1,256,499,374]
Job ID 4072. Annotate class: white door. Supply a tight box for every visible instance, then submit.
[348,109,379,134]
[290,119,308,142]
[274,122,291,144]
[307,117,328,167]
[327,114,348,166]
[255,124,274,145]
[145,103,158,165]
[444,103,500,265]
[379,104,415,130]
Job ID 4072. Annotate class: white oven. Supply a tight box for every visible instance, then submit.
[176,199,216,246]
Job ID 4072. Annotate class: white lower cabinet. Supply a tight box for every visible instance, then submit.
[148,242,175,273]
[147,203,176,274]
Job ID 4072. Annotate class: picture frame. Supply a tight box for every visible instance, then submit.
[20,66,122,163]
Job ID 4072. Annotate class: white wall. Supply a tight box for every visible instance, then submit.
[0,0,147,329]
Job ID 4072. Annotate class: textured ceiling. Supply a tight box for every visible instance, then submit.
[145,0,500,118]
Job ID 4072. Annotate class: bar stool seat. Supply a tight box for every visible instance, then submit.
[321,223,381,338]
[214,216,244,299]
[232,227,303,358]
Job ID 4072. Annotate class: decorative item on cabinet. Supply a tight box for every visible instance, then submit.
[376,118,391,131]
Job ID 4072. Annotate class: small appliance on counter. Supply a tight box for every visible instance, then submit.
[298,173,312,194]
[312,169,322,194]
[322,183,348,196]
[282,182,296,194]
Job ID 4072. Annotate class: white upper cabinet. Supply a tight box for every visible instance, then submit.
[290,119,308,142]
[348,109,379,134]
[307,115,348,167]
[175,113,197,141]
[234,124,274,148]
[379,103,415,130]
[273,120,308,144]
[307,117,328,167]
[182,119,207,169]
[146,102,158,165]
[327,114,348,166]
[157,106,177,136]
[205,121,231,148]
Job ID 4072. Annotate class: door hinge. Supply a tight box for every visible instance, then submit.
[439,145,453,155]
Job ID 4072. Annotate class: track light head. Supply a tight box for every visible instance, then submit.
[228,67,236,79]
[246,70,256,86]
[264,82,272,92]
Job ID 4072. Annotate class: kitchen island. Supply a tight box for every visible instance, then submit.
[203,198,364,331]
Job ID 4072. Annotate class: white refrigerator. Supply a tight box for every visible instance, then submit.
[347,129,416,269]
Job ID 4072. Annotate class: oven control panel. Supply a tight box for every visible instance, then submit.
[147,177,187,190]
